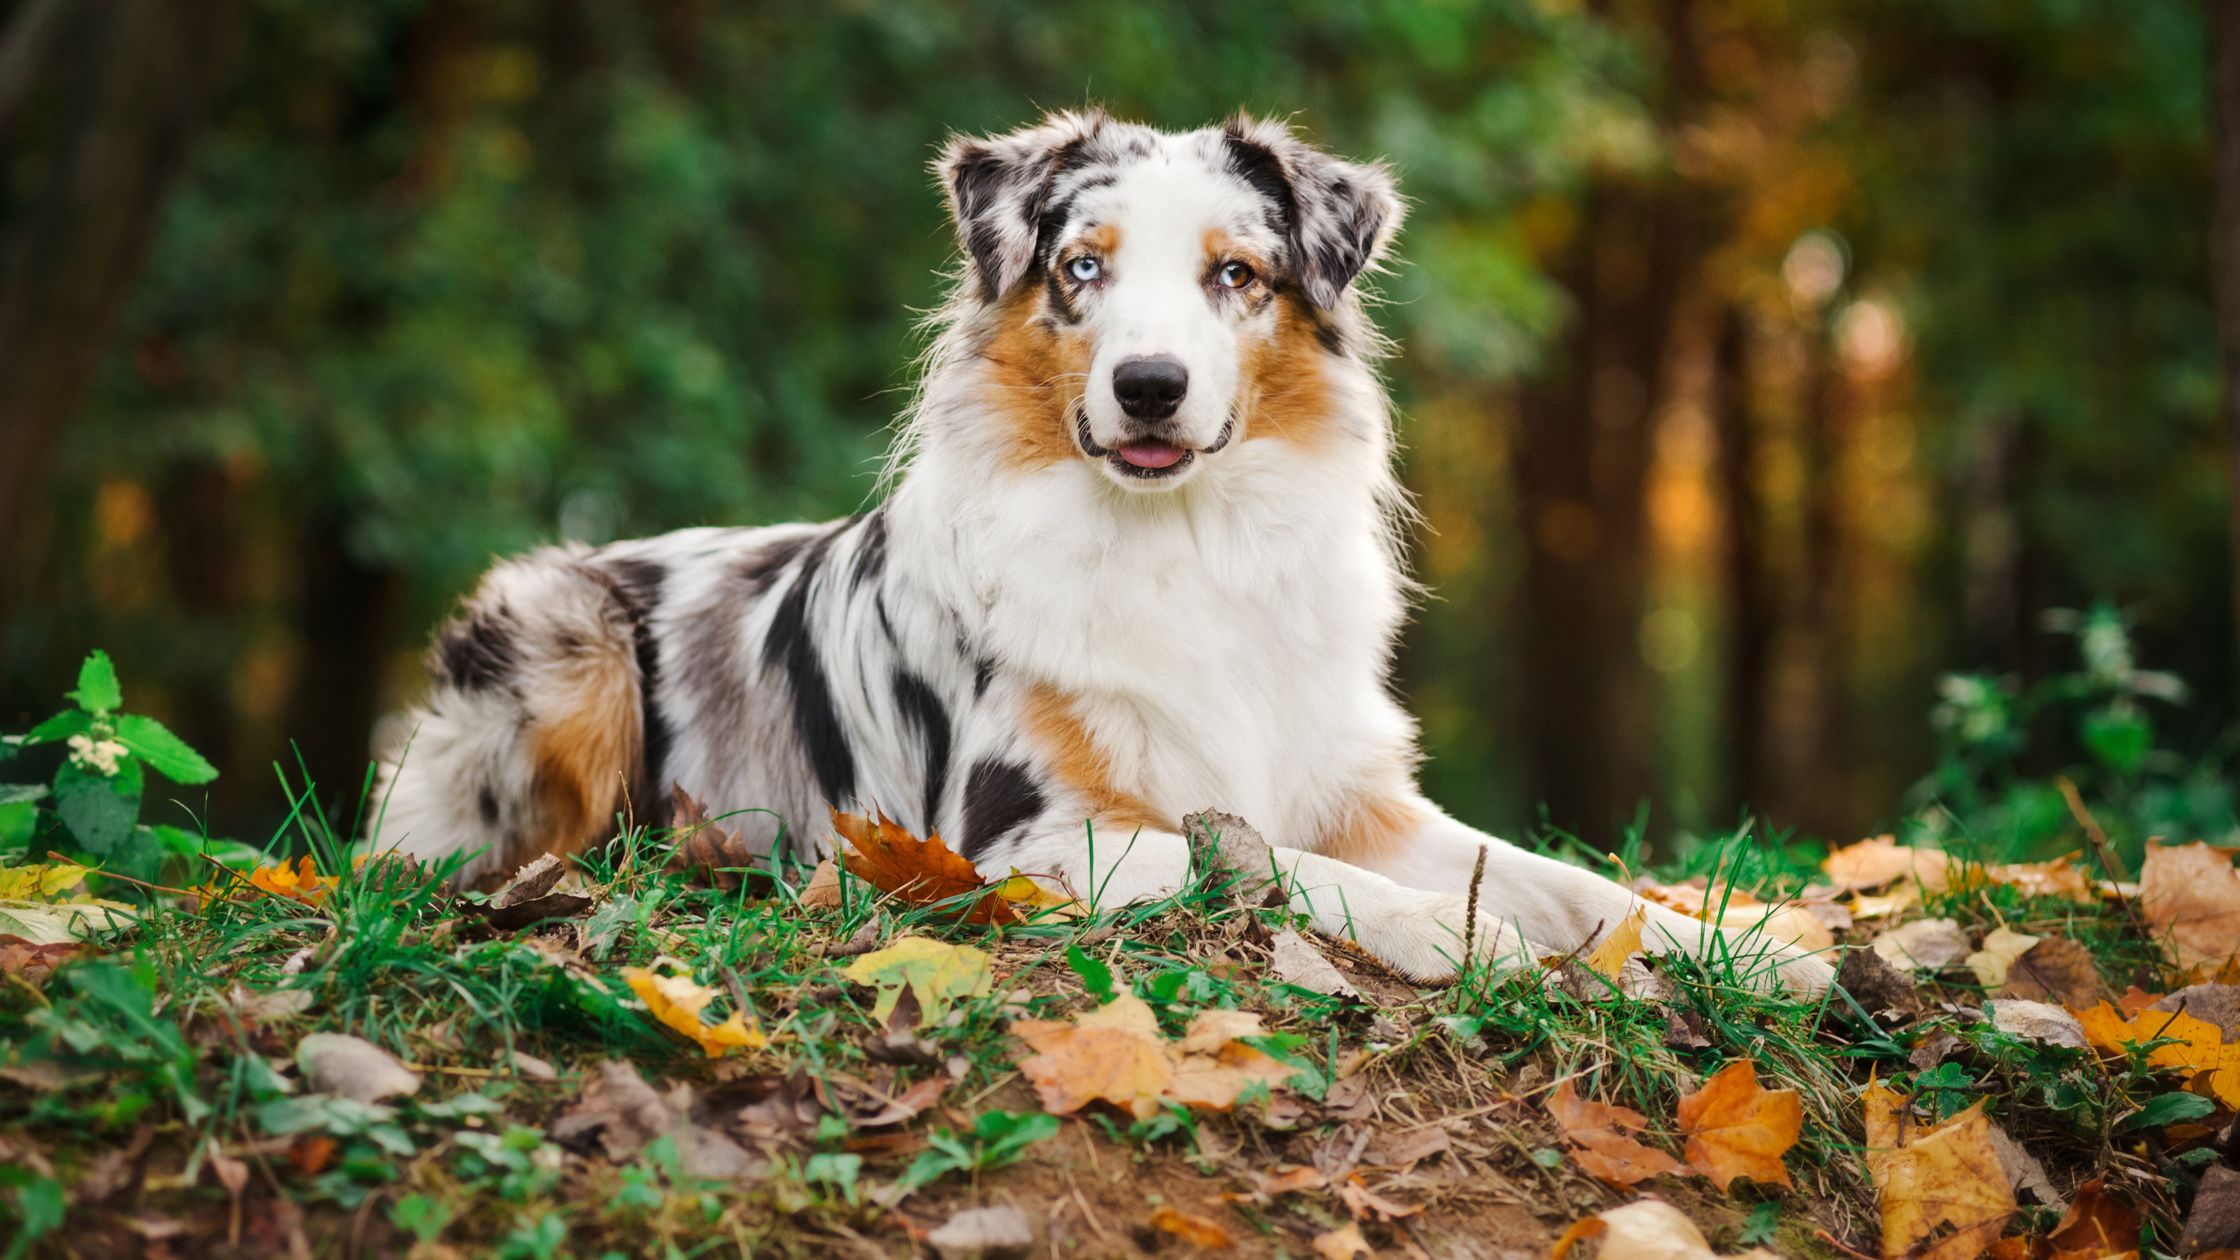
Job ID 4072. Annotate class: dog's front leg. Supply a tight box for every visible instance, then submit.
[1356,802,1835,995]
[1010,822,1549,983]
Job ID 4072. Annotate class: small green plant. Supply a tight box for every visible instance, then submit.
[896,1109,1059,1191]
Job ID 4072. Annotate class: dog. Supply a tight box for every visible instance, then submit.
[372,110,1831,994]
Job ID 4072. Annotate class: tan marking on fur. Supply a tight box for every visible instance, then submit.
[979,286,1094,473]
[1020,683,1169,834]
[1077,222,1120,258]
[1317,790,1428,867]
[1200,228,1268,280]
[1241,294,1337,450]
[525,644,642,864]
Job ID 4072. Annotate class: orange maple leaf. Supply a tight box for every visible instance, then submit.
[831,808,1057,925]
[1675,1060,1802,1192]
[1544,1078,1686,1187]
[2073,1000,2240,1106]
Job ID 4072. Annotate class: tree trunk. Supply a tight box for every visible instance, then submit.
[2211,0,2240,720]
[0,0,241,619]
[281,512,398,833]
[1711,304,1769,823]
[1511,0,1711,841]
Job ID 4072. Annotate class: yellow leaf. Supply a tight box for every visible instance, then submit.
[1675,1060,1801,1192]
[623,963,765,1057]
[841,935,994,1028]
[1863,1085,2017,1260]
[2073,1000,2240,1107]
[1966,926,2041,988]
[1585,905,1647,978]
[0,863,90,901]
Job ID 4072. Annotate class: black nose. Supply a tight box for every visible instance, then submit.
[1112,355,1188,420]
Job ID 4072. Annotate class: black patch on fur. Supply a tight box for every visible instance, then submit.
[892,670,953,837]
[1223,132,1299,243]
[973,655,996,698]
[762,529,855,807]
[850,508,889,591]
[477,785,500,828]
[742,533,813,595]
[1043,269,1078,324]
[604,555,674,824]
[436,610,518,693]
[875,594,898,646]
[959,759,1044,859]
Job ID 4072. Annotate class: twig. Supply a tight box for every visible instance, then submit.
[2058,775,2128,879]
[1812,1229,1879,1260]
[47,851,197,898]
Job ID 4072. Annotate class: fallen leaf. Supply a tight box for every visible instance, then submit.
[1849,886,1923,921]
[2074,1000,2240,1106]
[1336,1174,1419,1222]
[1996,936,2102,1008]
[1167,1028,1294,1112]
[1986,999,2087,1049]
[1269,928,1358,998]
[1825,836,1952,892]
[1975,855,2093,902]
[467,853,594,929]
[2046,1177,2140,1256]
[2140,841,2240,974]
[1967,926,2041,988]
[798,859,843,909]
[294,1033,420,1103]
[550,1060,760,1179]
[1248,1166,1329,1199]
[1837,946,1922,1016]
[927,1205,1035,1260]
[0,935,85,983]
[1871,918,1972,972]
[1546,1079,1686,1187]
[1311,1223,1371,1260]
[1014,993,1174,1119]
[1148,1205,1234,1250]
[0,862,92,901]
[2184,1164,2240,1253]
[1550,1200,1780,1260]
[669,787,763,890]
[1585,904,1648,978]
[834,808,1052,924]
[843,936,993,1028]
[196,856,341,908]
[623,963,766,1057]
[1675,1061,1801,1193]
[1984,1121,2059,1206]
[1864,1084,2018,1260]
[2151,983,2240,1039]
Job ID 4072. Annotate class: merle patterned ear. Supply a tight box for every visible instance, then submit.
[1222,114,1404,310]
[937,109,1109,302]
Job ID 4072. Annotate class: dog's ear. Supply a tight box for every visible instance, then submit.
[936,109,1108,302]
[1222,114,1404,310]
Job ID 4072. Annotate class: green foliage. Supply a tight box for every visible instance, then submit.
[897,1109,1061,1191]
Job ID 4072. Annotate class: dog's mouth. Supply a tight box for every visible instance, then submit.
[1075,408,1234,482]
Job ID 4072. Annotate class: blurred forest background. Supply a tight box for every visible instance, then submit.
[2,0,2234,854]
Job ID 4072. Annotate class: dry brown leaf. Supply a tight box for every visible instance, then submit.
[2046,1177,2140,1256]
[2183,1165,2240,1253]
[1986,999,2087,1049]
[1967,926,2041,988]
[1148,1205,1234,1250]
[1336,1174,1420,1222]
[1871,918,1972,972]
[1310,1223,1371,1260]
[926,1206,1034,1259]
[468,853,595,929]
[1864,1084,2018,1260]
[2141,841,2240,974]
[1545,1079,1687,1187]
[832,809,1018,924]
[1976,855,2093,901]
[1825,836,1953,892]
[2073,1000,2240,1106]
[294,1033,420,1103]
[1675,1061,1801,1192]
[1014,993,1173,1119]
[550,1061,761,1180]
[1997,936,2103,1008]
[1586,905,1648,978]
[669,787,760,890]
[1550,1200,1781,1260]
[798,859,842,909]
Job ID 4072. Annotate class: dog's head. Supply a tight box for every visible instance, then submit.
[935,111,1402,491]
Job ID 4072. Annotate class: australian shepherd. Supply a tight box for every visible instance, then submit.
[373,110,1830,994]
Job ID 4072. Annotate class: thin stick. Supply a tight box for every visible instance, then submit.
[50,852,198,898]
[2058,775,2128,879]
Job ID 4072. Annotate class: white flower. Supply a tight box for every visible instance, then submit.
[67,733,128,777]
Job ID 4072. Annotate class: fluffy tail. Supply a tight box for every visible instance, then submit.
[370,545,645,887]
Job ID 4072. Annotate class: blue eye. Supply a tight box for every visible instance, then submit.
[1067,256,1102,282]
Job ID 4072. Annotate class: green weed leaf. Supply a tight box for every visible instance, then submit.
[23,711,90,745]
[70,651,122,714]
[2122,1091,2216,1131]
[113,714,218,785]
[55,757,143,856]
[1067,943,1116,1002]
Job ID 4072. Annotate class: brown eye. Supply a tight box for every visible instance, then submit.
[1217,261,1256,290]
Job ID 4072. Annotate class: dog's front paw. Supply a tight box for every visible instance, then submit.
[1349,891,1547,984]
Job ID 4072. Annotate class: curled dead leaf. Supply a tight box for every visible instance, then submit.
[1148,1205,1234,1250]
[623,963,765,1057]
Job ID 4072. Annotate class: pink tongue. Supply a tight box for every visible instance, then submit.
[1117,441,1186,470]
